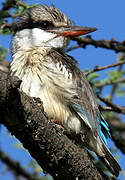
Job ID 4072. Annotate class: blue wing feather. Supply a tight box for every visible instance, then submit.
[97,114,111,145]
[71,103,95,129]
[71,102,110,145]
[100,114,110,136]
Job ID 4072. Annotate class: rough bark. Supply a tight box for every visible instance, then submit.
[0,70,105,180]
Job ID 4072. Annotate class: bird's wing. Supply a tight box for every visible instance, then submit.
[47,49,110,143]
[71,70,110,142]
[45,49,120,178]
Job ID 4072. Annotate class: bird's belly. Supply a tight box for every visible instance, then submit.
[20,76,69,122]
[20,77,81,133]
[39,87,71,124]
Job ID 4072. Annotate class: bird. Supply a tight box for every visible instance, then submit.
[10,5,121,177]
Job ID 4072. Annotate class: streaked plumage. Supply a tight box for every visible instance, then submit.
[10,5,121,177]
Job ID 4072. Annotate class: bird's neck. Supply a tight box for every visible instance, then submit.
[10,45,52,79]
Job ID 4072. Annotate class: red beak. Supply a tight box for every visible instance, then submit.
[46,26,97,37]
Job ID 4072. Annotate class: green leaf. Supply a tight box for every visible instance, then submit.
[0,28,12,34]
[87,72,99,82]
[83,68,90,72]
[107,70,123,81]
[14,5,25,15]
[119,82,125,87]
[116,89,125,97]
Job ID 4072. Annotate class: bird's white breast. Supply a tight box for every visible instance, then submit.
[10,47,81,133]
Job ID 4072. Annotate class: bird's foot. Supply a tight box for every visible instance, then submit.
[51,119,64,132]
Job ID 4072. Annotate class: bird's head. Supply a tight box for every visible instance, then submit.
[12,5,97,53]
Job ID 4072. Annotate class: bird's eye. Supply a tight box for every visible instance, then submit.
[38,21,53,30]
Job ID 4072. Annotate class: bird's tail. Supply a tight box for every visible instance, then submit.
[100,142,121,177]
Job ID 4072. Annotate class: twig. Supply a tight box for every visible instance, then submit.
[110,121,125,131]
[105,114,125,154]
[2,0,17,10]
[16,1,27,8]
[109,62,124,101]
[99,105,113,112]
[2,0,27,10]
[0,149,40,180]
[1,21,12,30]
[73,36,125,53]
[10,13,22,18]
[85,60,125,76]
[66,45,81,52]
[95,78,125,88]
[0,61,10,73]
[98,96,125,114]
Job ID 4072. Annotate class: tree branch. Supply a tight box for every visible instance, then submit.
[95,78,125,88]
[72,36,125,53]
[98,96,125,114]
[0,61,10,73]
[1,0,17,10]
[105,115,125,154]
[0,70,104,180]
[85,60,125,76]
[109,61,124,101]
[0,149,40,180]
[1,0,27,10]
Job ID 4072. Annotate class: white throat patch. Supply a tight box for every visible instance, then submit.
[12,28,69,54]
